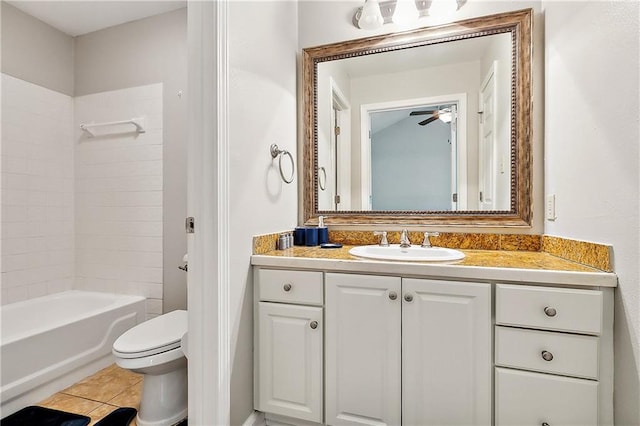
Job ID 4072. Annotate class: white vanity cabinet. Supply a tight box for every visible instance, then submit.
[494,284,614,426]
[254,269,324,423]
[325,273,491,426]
[253,264,614,426]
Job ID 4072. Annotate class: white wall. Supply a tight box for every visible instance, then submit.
[74,84,164,318]
[228,2,299,424]
[299,0,545,232]
[0,2,74,96]
[543,1,640,424]
[1,74,74,304]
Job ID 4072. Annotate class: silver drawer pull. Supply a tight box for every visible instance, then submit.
[283,283,292,292]
[541,350,554,362]
[389,291,398,301]
[310,321,318,330]
[544,306,557,317]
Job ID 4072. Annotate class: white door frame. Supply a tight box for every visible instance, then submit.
[360,94,467,211]
[187,1,230,424]
[329,77,351,211]
[478,61,497,211]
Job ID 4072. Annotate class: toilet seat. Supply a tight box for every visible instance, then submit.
[113,310,187,359]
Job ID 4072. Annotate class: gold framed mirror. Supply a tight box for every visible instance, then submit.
[302,8,532,226]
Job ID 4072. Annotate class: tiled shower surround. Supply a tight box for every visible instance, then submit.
[1,75,163,316]
[74,84,164,317]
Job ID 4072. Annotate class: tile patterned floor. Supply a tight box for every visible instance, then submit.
[37,364,143,425]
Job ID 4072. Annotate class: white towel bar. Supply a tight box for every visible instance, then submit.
[80,117,146,137]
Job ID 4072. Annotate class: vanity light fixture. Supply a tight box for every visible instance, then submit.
[358,0,384,30]
[392,0,419,25]
[353,0,466,29]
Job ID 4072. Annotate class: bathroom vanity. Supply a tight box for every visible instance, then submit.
[251,246,616,426]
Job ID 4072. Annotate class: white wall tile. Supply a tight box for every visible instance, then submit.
[74,84,163,302]
[1,74,74,305]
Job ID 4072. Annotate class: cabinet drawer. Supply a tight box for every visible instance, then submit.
[495,367,598,426]
[496,284,603,334]
[495,326,599,379]
[257,269,323,305]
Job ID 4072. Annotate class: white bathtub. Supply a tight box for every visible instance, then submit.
[0,290,146,415]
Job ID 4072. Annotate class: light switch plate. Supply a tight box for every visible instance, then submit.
[546,194,556,221]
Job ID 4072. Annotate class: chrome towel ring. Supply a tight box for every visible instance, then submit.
[270,143,295,184]
[318,166,327,191]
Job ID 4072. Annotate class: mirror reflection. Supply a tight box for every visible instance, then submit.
[316,32,513,212]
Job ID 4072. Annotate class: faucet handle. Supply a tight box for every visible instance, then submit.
[373,231,389,246]
[421,231,440,248]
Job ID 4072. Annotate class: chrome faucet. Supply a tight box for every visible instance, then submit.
[421,231,440,248]
[399,229,411,248]
[373,231,389,247]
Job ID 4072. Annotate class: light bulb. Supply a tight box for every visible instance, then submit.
[439,111,452,123]
[429,0,457,18]
[393,0,419,25]
[358,0,384,30]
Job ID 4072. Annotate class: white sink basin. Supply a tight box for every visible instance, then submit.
[349,244,465,262]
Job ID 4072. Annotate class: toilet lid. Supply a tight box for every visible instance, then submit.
[113,310,187,358]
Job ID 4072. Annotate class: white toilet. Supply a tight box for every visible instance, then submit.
[113,309,188,426]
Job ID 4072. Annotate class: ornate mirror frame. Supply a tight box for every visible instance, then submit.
[302,8,532,226]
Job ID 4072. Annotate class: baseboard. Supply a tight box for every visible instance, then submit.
[242,411,266,426]
[264,413,321,426]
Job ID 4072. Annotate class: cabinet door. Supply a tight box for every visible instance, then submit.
[256,302,323,422]
[496,367,598,426]
[402,278,492,425]
[325,273,401,426]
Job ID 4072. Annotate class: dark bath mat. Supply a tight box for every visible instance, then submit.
[0,405,90,426]
[94,407,137,426]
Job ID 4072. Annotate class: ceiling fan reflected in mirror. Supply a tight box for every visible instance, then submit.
[409,107,453,125]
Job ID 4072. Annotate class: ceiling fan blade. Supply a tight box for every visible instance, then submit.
[418,115,439,126]
[409,110,437,116]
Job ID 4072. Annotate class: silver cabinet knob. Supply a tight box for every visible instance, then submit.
[541,350,554,361]
[283,283,292,292]
[389,291,398,301]
[404,293,414,302]
[310,320,318,330]
[544,306,557,317]
[542,423,550,426]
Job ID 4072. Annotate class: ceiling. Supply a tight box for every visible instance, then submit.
[6,1,186,37]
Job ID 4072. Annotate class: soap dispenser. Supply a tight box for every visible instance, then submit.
[318,215,329,244]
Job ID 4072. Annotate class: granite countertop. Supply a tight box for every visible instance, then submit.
[251,245,618,288]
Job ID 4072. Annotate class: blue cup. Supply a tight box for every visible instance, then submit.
[294,227,306,246]
[305,227,319,246]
